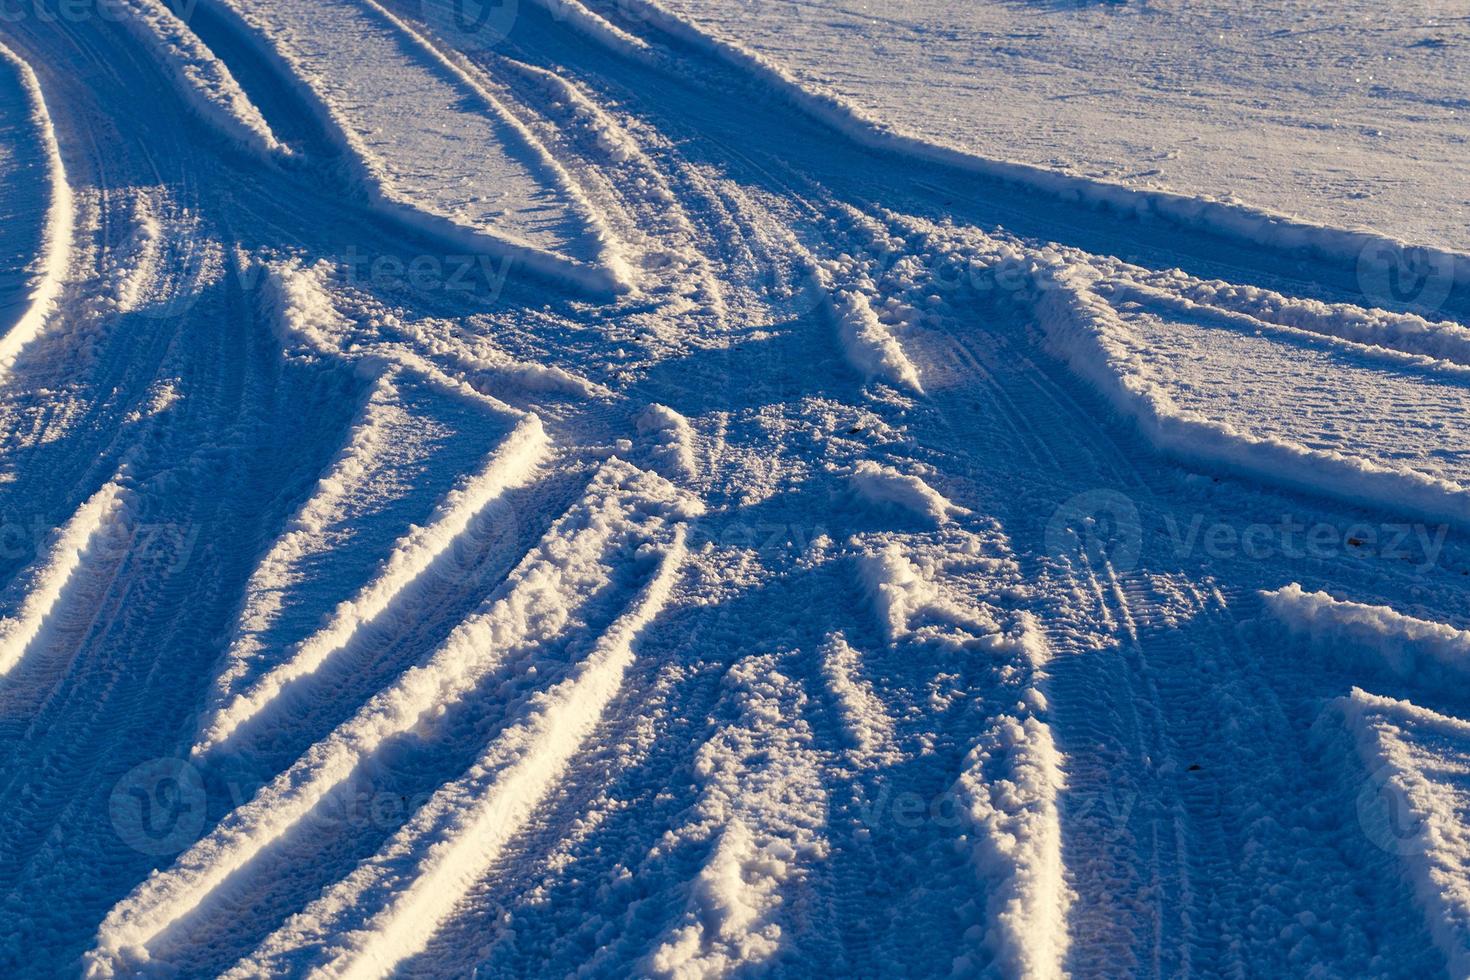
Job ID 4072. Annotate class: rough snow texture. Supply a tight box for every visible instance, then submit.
[648,655,829,978]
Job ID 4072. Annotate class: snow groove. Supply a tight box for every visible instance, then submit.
[0,41,74,382]
[206,0,632,294]
[105,0,289,157]
[0,480,128,679]
[195,412,551,756]
[86,460,702,976]
[228,525,690,978]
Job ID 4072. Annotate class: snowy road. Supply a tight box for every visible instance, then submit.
[1,0,1469,976]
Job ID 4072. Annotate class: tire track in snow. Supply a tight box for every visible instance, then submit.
[86,460,702,976]
[228,526,690,977]
[195,412,551,756]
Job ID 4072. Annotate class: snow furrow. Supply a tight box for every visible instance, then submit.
[0,41,74,383]
[1030,254,1470,530]
[1264,584,1470,686]
[104,0,289,157]
[1338,689,1470,976]
[203,0,631,293]
[86,460,701,976]
[228,526,689,978]
[0,480,128,679]
[195,413,551,756]
[608,0,1470,288]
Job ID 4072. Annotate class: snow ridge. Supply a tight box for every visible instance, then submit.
[0,42,74,381]
[849,460,965,526]
[194,412,551,756]
[229,526,690,977]
[105,0,289,157]
[1264,583,1470,685]
[87,461,700,976]
[0,480,128,678]
[829,289,923,393]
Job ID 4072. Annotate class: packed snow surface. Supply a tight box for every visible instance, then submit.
[1,0,1469,978]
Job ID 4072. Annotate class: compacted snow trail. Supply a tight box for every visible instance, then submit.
[2,1,1470,977]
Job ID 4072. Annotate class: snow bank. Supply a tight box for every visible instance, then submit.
[1263,584,1470,686]
[0,480,128,678]
[648,654,828,978]
[1338,688,1470,976]
[849,460,964,526]
[194,413,551,756]
[1118,273,1470,370]
[819,632,900,768]
[638,403,697,480]
[956,705,1070,979]
[1031,254,1470,531]
[611,0,1470,290]
[105,0,288,158]
[0,42,73,381]
[203,0,632,295]
[88,460,701,976]
[858,543,1002,651]
[829,290,922,393]
[230,527,689,977]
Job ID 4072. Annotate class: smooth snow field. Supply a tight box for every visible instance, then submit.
[0,0,1468,977]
